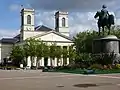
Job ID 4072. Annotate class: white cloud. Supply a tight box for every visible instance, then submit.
[28,0,118,11]
[35,10,55,28]
[28,0,120,37]
[34,11,98,37]
[0,29,19,39]
[3,0,119,39]
[9,4,21,11]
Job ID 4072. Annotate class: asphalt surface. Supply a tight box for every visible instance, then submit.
[0,70,120,90]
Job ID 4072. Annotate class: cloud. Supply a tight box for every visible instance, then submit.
[9,4,21,11]
[4,0,120,39]
[35,10,55,28]
[28,0,119,11]
[0,29,19,39]
[34,10,97,37]
[28,0,119,37]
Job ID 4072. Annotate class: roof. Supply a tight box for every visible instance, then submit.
[32,30,73,41]
[13,34,20,43]
[0,38,17,44]
[55,11,68,16]
[35,25,53,31]
[14,34,20,39]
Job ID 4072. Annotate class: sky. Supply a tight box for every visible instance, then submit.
[0,0,120,38]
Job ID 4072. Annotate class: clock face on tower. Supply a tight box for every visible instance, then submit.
[26,27,31,31]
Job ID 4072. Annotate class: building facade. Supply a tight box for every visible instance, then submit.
[0,8,74,67]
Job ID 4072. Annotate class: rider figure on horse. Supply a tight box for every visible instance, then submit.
[94,5,115,36]
[101,5,109,23]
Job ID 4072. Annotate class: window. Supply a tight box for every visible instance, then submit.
[27,15,31,24]
[62,18,65,27]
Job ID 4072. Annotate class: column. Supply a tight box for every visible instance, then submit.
[54,58,57,66]
[61,58,64,66]
[52,59,54,66]
[39,59,42,66]
[27,56,31,67]
[33,57,37,66]
[41,57,44,66]
[67,58,69,65]
[58,58,61,66]
[47,57,51,66]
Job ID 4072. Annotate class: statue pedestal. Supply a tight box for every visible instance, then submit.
[92,35,120,54]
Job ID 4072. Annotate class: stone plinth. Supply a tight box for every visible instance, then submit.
[92,35,120,54]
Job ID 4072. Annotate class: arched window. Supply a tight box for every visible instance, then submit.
[62,18,65,27]
[27,15,31,24]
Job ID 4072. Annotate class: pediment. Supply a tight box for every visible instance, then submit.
[33,31,73,42]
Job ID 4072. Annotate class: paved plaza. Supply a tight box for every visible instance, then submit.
[0,70,120,90]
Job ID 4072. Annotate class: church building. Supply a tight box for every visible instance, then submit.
[0,8,73,67]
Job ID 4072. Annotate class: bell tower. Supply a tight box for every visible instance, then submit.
[20,8,35,41]
[55,11,69,37]
[21,8,35,31]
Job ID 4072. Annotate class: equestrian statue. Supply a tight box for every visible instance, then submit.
[94,5,115,36]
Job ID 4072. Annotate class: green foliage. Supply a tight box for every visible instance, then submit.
[73,30,98,54]
[116,64,120,69]
[92,53,116,65]
[73,28,120,54]
[25,38,39,57]
[42,43,50,58]
[55,46,62,59]
[62,47,69,65]
[68,46,76,63]
[49,44,57,59]
[62,48,68,58]
[10,46,24,66]
[75,53,93,63]
[72,28,120,67]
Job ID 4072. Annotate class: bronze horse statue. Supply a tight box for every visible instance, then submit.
[94,11,115,36]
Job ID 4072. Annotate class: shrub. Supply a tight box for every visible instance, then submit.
[92,53,116,65]
[116,64,120,69]
[90,64,103,70]
[37,66,44,69]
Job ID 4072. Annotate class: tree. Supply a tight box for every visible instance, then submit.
[42,43,50,66]
[23,44,30,66]
[24,38,39,67]
[55,46,62,66]
[36,41,44,68]
[73,28,120,65]
[73,30,98,54]
[62,47,68,66]
[49,44,56,66]
[10,46,24,67]
[68,46,76,64]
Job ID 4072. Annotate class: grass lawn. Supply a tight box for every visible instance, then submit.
[50,69,120,75]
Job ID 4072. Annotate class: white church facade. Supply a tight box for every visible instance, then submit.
[0,8,74,67]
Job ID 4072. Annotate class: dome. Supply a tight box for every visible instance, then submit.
[103,35,118,39]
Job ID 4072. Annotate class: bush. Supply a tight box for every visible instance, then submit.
[37,66,44,69]
[92,53,116,65]
[90,64,103,70]
[31,66,36,70]
[116,64,120,69]
[68,63,81,69]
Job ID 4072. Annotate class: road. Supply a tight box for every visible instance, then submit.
[0,70,119,90]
